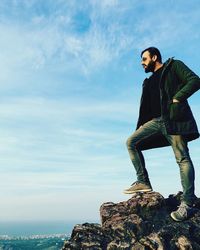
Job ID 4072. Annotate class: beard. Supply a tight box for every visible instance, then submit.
[144,60,156,73]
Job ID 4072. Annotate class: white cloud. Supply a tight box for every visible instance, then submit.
[0,0,200,223]
[1,0,200,78]
[0,96,138,122]
[0,0,137,76]
[0,96,136,179]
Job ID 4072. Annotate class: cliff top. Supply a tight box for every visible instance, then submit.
[62,192,200,250]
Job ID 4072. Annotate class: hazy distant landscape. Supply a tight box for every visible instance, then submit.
[0,235,68,250]
[0,221,74,250]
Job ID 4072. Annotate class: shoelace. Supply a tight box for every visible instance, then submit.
[177,203,189,217]
[131,181,139,186]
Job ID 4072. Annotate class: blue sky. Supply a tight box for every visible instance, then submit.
[0,0,200,223]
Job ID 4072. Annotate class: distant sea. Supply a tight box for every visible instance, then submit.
[0,221,79,237]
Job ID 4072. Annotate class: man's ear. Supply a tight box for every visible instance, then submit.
[152,55,157,62]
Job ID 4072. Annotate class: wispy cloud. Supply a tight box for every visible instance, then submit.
[0,0,200,222]
[1,0,200,77]
[0,0,139,76]
[0,96,137,177]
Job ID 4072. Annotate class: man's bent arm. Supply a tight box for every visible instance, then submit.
[172,60,200,102]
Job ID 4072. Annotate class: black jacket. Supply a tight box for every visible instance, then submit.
[136,58,200,150]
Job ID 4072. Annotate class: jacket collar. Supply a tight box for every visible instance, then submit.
[163,57,174,71]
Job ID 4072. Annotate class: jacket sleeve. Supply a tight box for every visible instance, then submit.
[172,60,200,102]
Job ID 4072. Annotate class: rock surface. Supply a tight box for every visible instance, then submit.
[62,192,200,249]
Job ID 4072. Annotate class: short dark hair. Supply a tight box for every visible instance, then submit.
[141,47,162,63]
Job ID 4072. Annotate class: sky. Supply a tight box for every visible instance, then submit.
[0,0,200,224]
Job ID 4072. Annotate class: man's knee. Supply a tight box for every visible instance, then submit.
[126,136,137,150]
[175,155,191,165]
[126,137,131,149]
[171,135,188,149]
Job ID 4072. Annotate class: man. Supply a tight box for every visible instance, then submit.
[124,47,200,221]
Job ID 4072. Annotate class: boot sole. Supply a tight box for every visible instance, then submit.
[170,212,184,222]
[170,211,189,222]
[123,188,152,194]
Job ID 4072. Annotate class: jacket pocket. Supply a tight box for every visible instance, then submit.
[169,102,190,121]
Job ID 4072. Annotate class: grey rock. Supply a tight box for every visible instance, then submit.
[62,192,200,250]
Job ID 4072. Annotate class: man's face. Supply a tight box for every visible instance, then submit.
[141,51,156,73]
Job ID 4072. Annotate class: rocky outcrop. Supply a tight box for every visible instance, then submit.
[62,192,200,249]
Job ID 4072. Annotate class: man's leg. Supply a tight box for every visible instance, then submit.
[163,134,195,221]
[165,134,195,205]
[125,119,160,193]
